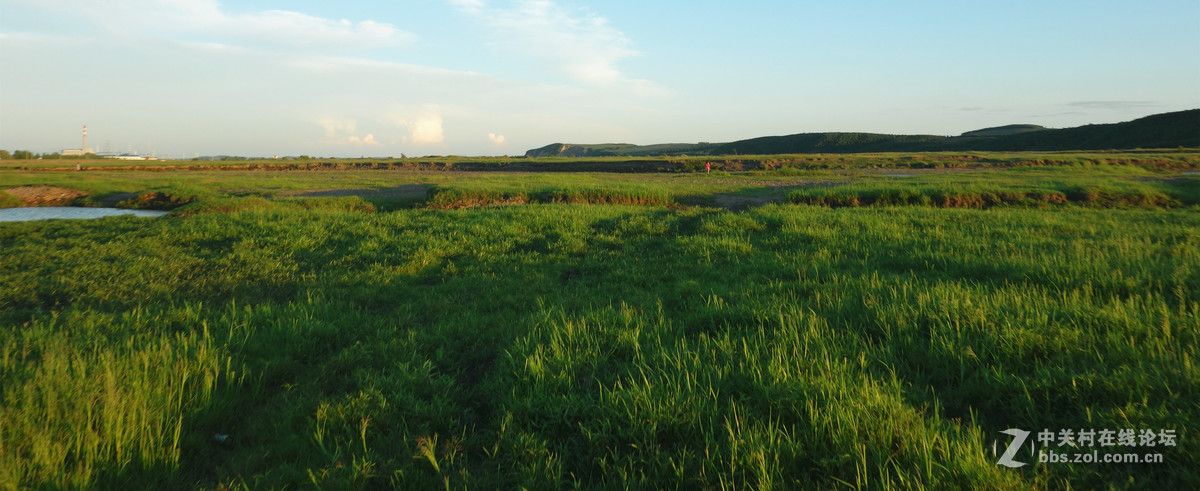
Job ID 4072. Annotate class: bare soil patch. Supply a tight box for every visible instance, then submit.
[118,191,194,210]
[4,186,88,206]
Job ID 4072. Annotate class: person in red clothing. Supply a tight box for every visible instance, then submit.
[705,162,711,173]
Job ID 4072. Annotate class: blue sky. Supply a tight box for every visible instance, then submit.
[1,0,1197,157]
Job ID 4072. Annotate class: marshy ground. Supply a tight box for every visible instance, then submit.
[1,150,1197,489]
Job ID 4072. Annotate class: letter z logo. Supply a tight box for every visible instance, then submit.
[995,429,1031,468]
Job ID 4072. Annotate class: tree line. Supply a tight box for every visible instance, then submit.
[0,150,106,160]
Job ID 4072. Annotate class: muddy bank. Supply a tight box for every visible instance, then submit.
[3,187,196,210]
[4,186,89,206]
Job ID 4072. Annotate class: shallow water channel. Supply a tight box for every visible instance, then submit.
[0,207,168,222]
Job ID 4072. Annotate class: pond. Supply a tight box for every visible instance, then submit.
[0,207,168,222]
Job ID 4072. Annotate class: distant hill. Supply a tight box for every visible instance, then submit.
[524,142,721,158]
[524,109,1199,156]
[708,132,945,155]
[959,124,1046,137]
[939,109,1200,151]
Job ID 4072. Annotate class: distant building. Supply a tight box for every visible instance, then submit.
[62,125,94,156]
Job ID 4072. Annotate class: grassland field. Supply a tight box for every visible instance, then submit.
[1,150,1197,489]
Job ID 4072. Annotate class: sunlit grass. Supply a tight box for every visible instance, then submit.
[1,158,1197,488]
[2,201,1196,488]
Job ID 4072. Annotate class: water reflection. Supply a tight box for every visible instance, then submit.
[0,207,168,222]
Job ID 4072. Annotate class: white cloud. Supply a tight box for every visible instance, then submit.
[318,118,380,146]
[225,10,413,49]
[347,134,380,146]
[1066,101,1158,110]
[180,40,253,55]
[319,118,357,138]
[0,32,76,45]
[20,0,414,50]
[448,0,486,14]
[449,0,639,85]
[285,54,480,78]
[389,108,446,146]
[4,0,675,157]
[410,117,446,146]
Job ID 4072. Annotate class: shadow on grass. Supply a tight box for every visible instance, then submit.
[292,184,433,211]
[5,205,1195,488]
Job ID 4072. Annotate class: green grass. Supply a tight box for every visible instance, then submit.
[1,157,1198,488]
[3,158,1195,213]
[2,148,1197,171]
[787,168,1197,208]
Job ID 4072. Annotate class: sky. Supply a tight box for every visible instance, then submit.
[1,0,1197,157]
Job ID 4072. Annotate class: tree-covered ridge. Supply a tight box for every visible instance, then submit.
[527,109,1200,156]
